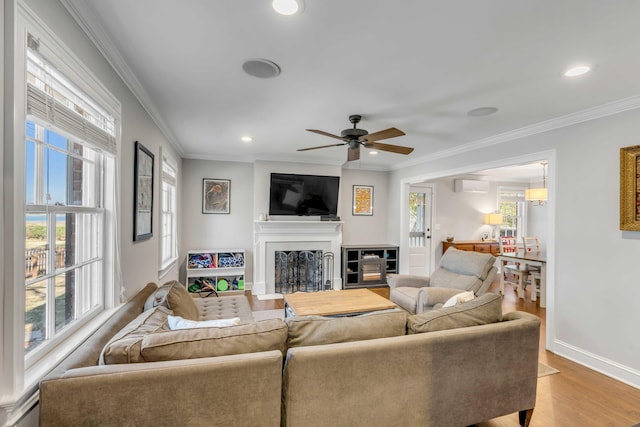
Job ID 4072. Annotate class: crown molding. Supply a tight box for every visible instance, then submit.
[60,0,184,156]
[392,93,640,171]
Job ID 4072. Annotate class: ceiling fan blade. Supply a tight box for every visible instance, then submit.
[364,141,414,155]
[361,127,405,142]
[297,142,346,152]
[306,129,347,141]
[347,146,360,161]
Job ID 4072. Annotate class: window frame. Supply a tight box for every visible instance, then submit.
[159,152,178,277]
[497,186,528,238]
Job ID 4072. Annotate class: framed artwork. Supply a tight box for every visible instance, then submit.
[620,145,640,231]
[353,185,374,216]
[481,231,491,241]
[203,178,231,214]
[133,141,154,241]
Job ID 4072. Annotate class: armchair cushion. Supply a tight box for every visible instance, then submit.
[407,293,502,334]
[438,247,495,280]
[386,274,430,289]
[428,268,480,291]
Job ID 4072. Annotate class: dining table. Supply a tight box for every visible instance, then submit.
[499,251,547,308]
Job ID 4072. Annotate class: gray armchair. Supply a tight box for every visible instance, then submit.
[387,247,498,314]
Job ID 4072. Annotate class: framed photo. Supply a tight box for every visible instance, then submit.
[353,185,374,216]
[481,231,491,241]
[133,141,154,241]
[203,178,230,214]
[620,145,640,230]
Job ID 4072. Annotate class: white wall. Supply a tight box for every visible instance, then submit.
[180,159,254,282]
[341,168,390,245]
[390,108,640,388]
[179,160,391,286]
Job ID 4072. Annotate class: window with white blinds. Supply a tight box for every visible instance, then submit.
[23,32,120,362]
[160,156,178,274]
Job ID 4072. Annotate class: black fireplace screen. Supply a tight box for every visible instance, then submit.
[274,250,324,293]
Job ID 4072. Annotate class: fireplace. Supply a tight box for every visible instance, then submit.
[253,220,343,295]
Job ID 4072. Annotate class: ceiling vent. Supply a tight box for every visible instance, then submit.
[454,179,490,194]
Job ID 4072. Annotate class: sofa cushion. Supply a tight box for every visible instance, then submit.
[151,280,199,320]
[99,305,171,364]
[407,293,502,334]
[140,318,288,362]
[285,309,407,348]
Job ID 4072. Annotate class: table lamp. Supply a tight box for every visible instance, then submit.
[485,213,503,240]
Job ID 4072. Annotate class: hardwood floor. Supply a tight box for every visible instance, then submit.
[246,282,640,426]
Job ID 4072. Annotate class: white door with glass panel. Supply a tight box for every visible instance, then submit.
[408,185,433,276]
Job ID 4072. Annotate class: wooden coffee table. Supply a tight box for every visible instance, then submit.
[284,288,397,317]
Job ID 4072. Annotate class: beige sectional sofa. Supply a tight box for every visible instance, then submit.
[39,281,541,427]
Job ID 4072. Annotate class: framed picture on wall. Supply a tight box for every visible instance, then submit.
[133,141,154,241]
[352,185,374,216]
[203,178,231,214]
[620,145,640,230]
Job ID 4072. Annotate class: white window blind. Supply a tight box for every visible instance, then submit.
[25,45,116,154]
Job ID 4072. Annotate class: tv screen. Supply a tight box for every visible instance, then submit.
[269,173,340,216]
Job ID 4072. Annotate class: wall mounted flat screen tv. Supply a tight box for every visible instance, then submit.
[269,173,340,216]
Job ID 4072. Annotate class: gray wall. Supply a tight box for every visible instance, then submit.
[179,160,391,287]
[390,107,640,388]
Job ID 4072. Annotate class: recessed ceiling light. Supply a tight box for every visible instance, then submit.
[241,136,253,142]
[369,151,379,155]
[467,106,499,117]
[564,65,591,77]
[272,0,304,15]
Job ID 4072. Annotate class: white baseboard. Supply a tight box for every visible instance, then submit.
[554,339,640,389]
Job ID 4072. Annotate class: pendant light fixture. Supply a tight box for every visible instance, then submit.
[525,162,548,206]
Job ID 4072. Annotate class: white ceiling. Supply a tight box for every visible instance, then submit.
[63,0,640,171]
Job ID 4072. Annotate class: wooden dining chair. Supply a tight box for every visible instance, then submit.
[522,236,541,301]
[499,236,528,297]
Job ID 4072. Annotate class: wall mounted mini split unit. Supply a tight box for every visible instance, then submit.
[454,179,490,194]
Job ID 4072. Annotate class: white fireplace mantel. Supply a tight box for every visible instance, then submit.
[253,221,343,295]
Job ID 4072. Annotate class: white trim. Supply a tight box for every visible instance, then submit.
[59,0,184,157]
[554,339,640,390]
[392,95,640,171]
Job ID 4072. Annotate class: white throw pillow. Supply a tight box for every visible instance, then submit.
[442,291,476,308]
[167,315,241,330]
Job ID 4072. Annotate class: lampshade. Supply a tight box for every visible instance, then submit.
[525,188,548,202]
[485,213,503,225]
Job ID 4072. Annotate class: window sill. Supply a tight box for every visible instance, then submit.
[158,258,178,280]
[23,305,120,392]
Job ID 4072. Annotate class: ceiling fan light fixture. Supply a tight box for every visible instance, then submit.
[272,0,304,15]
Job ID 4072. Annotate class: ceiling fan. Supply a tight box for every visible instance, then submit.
[298,115,414,162]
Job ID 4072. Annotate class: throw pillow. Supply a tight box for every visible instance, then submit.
[152,280,200,320]
[285,309,407,348]
[442,291,475,308]
[100,305,171,364]
[407,293,502,334]
[140,318,288,362]
[168,315,241,330]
